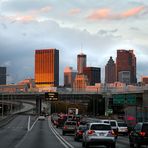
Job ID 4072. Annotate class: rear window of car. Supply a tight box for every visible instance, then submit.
[142,124,148,132]
[91,124,111,130]
[65,122,76,125]
[110,121,116,126]
[118,123,127,127]
[104,121,109,124]
[79,126,86,130]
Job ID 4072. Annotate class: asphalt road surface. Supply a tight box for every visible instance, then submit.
[0,115,138,148]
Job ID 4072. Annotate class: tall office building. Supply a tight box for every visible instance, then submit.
[35,49,59,88]
[105,57,116,83]
[116,50,137,84]
[83,67,101,85]
[64,67,77,88]
[77,53,86,74]
[73,73,89,92]
[0,67,6,85]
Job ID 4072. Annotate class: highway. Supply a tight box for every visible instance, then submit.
[0,115,131,148]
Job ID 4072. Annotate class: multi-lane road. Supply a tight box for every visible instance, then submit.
[0,115,131,148]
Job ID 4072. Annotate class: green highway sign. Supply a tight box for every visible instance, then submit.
[126,94,136,105]
[113,94,125,105]
[113,94,137,105]
[45,92,58,101]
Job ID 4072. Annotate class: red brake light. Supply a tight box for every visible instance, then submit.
[64,126,67,130]
[109,130,115,136]
[88,130,95,135]
[139,132,145,136]
[78,130,83,135]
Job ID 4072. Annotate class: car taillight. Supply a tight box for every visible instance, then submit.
[109,130,115,136]
[78,130,83,135]
[88,130,95,135]
[139,132,146,136]
[64,126,67,130]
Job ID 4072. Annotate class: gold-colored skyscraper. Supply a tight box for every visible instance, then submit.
[35,49,59,88]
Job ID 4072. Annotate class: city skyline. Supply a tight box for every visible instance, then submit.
[0,0,148,84]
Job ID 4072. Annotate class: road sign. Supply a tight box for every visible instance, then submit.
[126,94,136,105]
[113,94,125,105]
[45,92,58,101]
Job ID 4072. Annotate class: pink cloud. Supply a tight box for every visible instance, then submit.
[70,8,81,15]
[121,6,144,18]
[87,8,111,20]
[87,6,145,21]
[13,15,36,22]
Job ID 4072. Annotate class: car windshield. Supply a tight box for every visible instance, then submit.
[65,122,76,125]
[110,121,116,126]
[79,126,86,130]
[118,123,127,127]
[142,124,148,132]
[91,124,111,130]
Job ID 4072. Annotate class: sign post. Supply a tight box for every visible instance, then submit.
[45,92,58,101]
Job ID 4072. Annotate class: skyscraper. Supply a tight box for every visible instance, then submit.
[77,53,86,74]
[0,67,6,85]
[116,50,137,84]
[105,57,116,83]
[83,67,101,85]
[64,67,77,88]
[35,49,59,88]
[73,73,89,92]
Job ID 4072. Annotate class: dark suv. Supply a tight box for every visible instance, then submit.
[129,122,148,147]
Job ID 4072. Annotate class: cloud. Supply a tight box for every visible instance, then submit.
[13,15,36,22]
[87,8,111,20]
[98,29,118,35]
[121,6,144,18]
[69,8,81,15]
[87,6,145,20]
[130,27,140,31]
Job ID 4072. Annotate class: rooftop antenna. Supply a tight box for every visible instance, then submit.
[81,42,83,54]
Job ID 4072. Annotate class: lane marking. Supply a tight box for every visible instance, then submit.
[49,123,69,148]
[27,116,30,131]
[29,117,38,131]
[48,117,74,148]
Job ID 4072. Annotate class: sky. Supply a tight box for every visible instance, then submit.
[0,0,148,84]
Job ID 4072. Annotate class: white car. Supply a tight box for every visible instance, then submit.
[38,115,45,120]
[82,122,116,148]
[117,122,128,135]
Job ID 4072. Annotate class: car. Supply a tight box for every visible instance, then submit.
[51,113,59,125]
[74,125,87,141]
[117,122,128,135]
[62,121,77,135]
[38,115,45,120]
[56,114,67,128]
[82,122,116,148]
[99,119,118,138]
[129,122,148,148]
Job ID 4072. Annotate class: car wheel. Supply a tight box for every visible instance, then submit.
[130,143,134,148]
[74,137,77,141]
[85,142,89,148]
[62,131,65,136]
[135,144,141,148]
[110,143,116,148]
[82,141,85,147]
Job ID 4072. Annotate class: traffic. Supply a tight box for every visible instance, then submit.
[50,109,148,148]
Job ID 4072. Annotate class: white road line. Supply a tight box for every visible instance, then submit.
[48,118,74,148]
[29,117,38,131]
[49,122,69,148]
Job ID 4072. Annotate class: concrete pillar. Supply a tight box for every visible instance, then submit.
[36,96,42,114]
[143,90,148,122]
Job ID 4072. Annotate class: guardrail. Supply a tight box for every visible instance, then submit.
[0,102,36,128]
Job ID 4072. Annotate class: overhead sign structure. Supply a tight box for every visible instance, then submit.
[45,92,58,101]
[113,94,137,105]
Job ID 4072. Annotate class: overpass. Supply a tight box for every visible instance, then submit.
[0,88,148,122]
